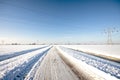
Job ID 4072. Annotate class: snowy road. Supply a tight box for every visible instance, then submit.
[58,46,120,79]
[32,47,80,80]
[0,45,119,80]
[0,46,51,80]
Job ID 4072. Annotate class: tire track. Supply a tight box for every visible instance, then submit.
[33,47,80,80]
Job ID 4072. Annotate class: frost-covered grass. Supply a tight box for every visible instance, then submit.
[61,45,120,61]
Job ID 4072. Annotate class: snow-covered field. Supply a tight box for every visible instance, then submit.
[61,45,120,62]
[0,45,48,61]
[0,45,46,56]
[0,45,51,80]
[0,45,120,80]
[56,46,120,80]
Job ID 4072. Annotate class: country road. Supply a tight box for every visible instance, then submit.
[0,45,119,80]
[33,47,80,80]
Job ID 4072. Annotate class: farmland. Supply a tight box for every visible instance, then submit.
[0,45,120,80]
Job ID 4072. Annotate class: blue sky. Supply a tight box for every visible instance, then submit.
[0,0,120,44]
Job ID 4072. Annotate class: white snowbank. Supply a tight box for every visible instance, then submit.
[61,45,120,61]
[0,46,50,79]
[56,46,119,80]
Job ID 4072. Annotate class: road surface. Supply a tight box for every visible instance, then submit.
[33,47,80,80]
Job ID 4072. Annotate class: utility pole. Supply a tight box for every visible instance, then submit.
[104,27,119,45]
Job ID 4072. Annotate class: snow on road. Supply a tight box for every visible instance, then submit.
[0,45,120,80]
[32,47,80,80]
[24,50,48,80]
[0,46,51,80]
[57,46,120,80]
[61,45,120,61]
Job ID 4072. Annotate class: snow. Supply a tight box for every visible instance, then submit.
[0,45,119,80]
[0,45,46,56]
[24,49,48,80]
[0,45,47,61]
[0,46,51,80]
[61,45,120,61]
[58,46,120,78]
[56,46,120,80]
